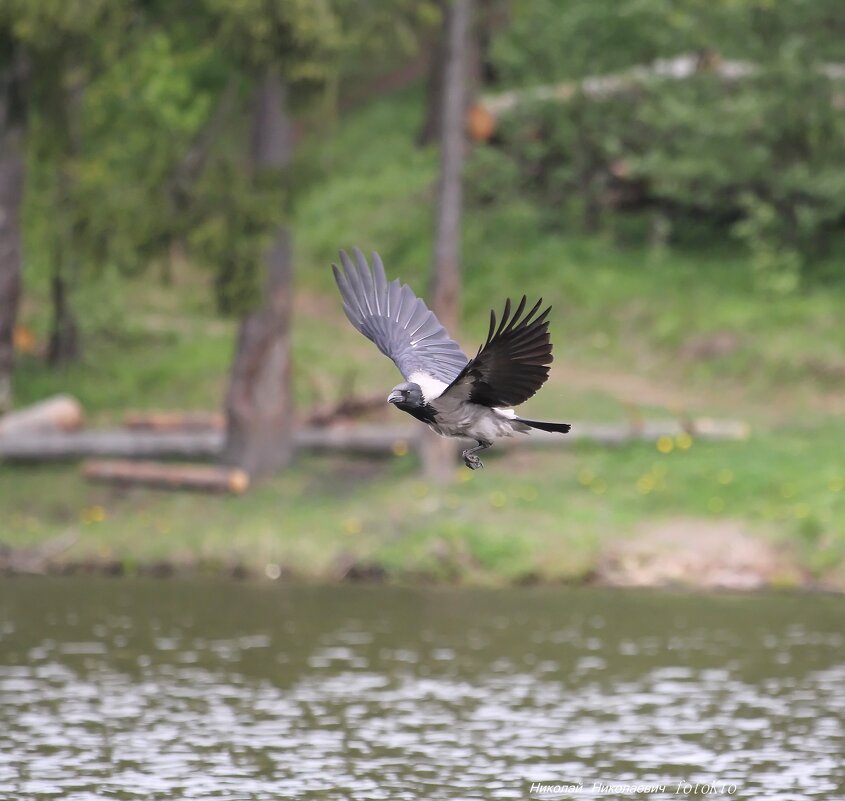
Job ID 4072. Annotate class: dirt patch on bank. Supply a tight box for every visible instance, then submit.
[598,517,805,590]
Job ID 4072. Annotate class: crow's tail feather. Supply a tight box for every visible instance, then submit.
[515,417,571,434]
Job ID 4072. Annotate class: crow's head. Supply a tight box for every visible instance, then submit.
[387,382,424,409]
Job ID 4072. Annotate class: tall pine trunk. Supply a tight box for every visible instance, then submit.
[417,2,447,146]
[222,72,294,478]
[46,265,80,367]
[0,67,25,415]
[46,83,84,368]
[423,0,473,483]
[418,0,492,147]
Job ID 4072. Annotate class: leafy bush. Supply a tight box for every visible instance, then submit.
[479,0,845,289]
[633,48,845,288]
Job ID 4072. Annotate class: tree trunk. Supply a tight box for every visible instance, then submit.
[419,0,492,147]
[46,267,81,366]
[221,72,295,478]
[465,0,494,100]
[417,2,447,146]
[423,0,473,483]
[0,71,25,415]
[45,79,85,368]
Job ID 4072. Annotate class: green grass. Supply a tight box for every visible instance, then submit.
[4,86,845,586]
[3,427,844,583]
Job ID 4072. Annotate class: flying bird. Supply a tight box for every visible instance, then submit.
[332,249,571,469]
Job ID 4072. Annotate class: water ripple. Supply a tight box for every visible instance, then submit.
[1,582,843,800]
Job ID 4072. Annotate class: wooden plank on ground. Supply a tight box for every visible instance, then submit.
[123,411,225,431]
[82,459,250,494]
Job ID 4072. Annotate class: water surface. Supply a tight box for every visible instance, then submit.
[1,579,843,799]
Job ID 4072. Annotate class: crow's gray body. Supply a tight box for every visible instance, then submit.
[429,399,529,442]
[333,249,570,469]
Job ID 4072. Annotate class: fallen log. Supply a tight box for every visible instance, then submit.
[0,418,749,462]
[0,429,224,460]
[474,54,727,122]
[469,52,845,140]
[124,410,225,431]
[83,459,250,494]
[0,394,84,437]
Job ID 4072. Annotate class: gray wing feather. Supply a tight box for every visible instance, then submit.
[332,249,468,383]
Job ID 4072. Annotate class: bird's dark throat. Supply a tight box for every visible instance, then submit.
[394,401,438,425]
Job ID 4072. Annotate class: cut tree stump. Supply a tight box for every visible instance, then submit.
[0,394,84,436]
[83,459,250,494]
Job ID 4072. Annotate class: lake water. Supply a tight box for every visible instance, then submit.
[0,578,843,800]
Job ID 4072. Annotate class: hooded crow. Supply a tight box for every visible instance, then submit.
[332,249,571,469]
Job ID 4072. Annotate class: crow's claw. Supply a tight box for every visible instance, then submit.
[462,452,484,470]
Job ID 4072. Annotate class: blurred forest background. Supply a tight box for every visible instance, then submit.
[1,0,844,588]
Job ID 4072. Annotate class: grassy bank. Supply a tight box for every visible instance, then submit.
[4,89,845,587]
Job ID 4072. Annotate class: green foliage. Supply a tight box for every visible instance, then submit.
[170,1,339,313]
[494,0,736,87]
[8,0,343,325]
[0,0,128,52]
[633,47,845,289]
[491,92,638,231]
[52,29,220,275]
[331,0,441,85]
[464,140,523,206]
[482,0,845,290]
[732,194,802,295]
[189,160,287,315]
[203,0,339,98]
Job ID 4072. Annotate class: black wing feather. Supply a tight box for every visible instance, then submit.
[441,295,553,407]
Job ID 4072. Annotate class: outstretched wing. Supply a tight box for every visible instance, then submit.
[440,296,553,408]
[332,249,469,384]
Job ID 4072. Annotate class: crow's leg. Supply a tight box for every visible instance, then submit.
[462,440,491,470]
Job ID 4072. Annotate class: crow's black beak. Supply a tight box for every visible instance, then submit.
[387,390,403,405]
